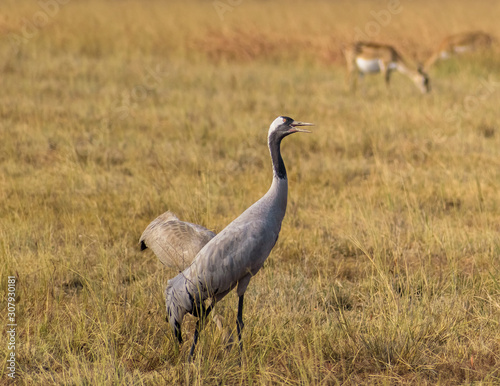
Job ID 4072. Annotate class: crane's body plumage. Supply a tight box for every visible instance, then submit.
[166,177,287,322]
[141,116,312,358]
[189,176,287,296]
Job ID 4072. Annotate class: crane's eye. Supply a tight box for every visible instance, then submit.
[282,118,286,123]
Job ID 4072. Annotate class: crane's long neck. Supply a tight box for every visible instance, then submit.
[267,131,289,217]
[268,132,287,180]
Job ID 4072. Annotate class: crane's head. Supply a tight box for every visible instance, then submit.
[268,116,314,139]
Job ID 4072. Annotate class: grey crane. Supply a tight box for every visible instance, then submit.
[140,211,236,345]
[142,116,312,358]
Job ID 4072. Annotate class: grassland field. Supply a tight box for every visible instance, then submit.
[1,0,500,384]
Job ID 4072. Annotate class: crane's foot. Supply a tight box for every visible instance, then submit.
[236,295,245,353]
[187,303,213,361]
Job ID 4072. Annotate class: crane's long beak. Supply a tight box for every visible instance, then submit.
[290,121,314,133]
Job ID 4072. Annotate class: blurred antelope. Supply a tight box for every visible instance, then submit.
[424,31,495,70]
[344,41,431,94]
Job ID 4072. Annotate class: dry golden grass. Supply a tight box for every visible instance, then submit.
[1,0,500,384]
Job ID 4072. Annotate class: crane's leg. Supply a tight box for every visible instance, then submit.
[236,295,245,352]
[188,303,213,361]
[174,320,183,345]
[166,314,183,344]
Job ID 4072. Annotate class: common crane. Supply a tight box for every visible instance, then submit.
[140,212,236,345]
[141,116,312,359]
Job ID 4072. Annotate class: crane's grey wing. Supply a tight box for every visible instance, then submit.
[186,214,280,300]
[140,211,216,270]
